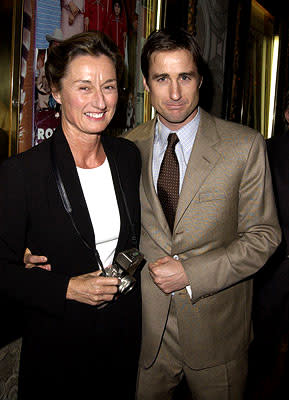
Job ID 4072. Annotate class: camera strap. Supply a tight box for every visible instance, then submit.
[50,139,138,274]
[110,155,138,248]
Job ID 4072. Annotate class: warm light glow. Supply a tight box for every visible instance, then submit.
[144,0,162,122]
[268,35,279,138]
[156,0,162,30]
[260,39,266,136]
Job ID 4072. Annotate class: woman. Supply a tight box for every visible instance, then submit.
[106,0,127,57]
[0,32,141,399]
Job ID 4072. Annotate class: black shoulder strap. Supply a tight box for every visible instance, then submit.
[110,155,138,248]
[50,141,105,273]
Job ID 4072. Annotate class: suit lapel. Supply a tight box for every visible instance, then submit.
[175,110,221,229]
[51,128,96,250]
[140,118,171,235]
[138,111,222,234]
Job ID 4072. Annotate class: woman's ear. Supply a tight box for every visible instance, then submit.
[51,88,62,105]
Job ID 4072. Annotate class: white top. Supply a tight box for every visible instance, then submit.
[77,158,120,267]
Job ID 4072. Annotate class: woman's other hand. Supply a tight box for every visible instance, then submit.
[24,252,119,306]
[67,271,120,306]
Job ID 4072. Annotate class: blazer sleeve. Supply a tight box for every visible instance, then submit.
[182,133,281,303]
[0,157,70,317]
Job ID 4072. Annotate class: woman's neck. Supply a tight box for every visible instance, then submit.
[64,128,106,169]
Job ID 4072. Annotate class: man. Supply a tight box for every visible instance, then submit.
[124,28,281,399]
[26,29,281,399]
[247,90,289,398]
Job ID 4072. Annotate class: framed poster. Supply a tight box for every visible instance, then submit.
[18,0,163,151]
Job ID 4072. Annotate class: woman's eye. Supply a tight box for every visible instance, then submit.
[104,85,117,90]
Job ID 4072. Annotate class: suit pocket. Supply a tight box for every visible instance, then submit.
[198,192,226,202]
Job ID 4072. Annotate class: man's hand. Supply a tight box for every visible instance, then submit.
[148,256,189,294]
[24,252,51,271]
[68,13,75,25]
[84,17,89,31]
[67,271,119,306]
[68,1,80,16]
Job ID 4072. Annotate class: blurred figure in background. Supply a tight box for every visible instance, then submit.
[248,91,289,399]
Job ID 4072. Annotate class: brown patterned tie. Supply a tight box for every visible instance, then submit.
[157,133,180,232]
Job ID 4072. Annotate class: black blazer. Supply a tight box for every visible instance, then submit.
[253,133,289,341]
[0,127,142,399]
[267,133,289,252]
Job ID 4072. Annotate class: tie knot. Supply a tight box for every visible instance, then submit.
[168,133,179,148]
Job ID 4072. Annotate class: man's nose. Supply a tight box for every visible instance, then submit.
[169,81,181,101]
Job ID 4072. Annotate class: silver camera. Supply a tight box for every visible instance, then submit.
[103,248,144,294]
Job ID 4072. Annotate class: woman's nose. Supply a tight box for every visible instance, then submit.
[92,88,106,109]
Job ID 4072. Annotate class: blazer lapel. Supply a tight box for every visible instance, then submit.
[51,128,96,250]
[138,112,222,234]
[175,110,221,229]
[140,118,171,235]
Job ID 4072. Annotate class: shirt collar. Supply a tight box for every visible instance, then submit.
[155,108,200,150]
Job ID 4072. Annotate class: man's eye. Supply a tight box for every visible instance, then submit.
[80,86,89,91]
[181,75,190,81]
[157,77,166,82]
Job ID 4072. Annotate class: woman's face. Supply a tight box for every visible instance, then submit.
[114,3,121,16]
[53,54,118,138]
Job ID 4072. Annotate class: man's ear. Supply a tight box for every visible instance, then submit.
[198,77,203,89]
[285,109,289,124]
[143,76,150,92]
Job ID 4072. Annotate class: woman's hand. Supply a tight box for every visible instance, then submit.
[24,251,119,306]
[67,271,120,306]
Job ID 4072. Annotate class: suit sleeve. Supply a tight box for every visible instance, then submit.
[182,133,281,303]
[0,157,70,317]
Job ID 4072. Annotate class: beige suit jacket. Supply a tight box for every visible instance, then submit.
[126,108,281,370]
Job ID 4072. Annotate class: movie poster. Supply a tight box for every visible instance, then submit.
[20,0,159,147]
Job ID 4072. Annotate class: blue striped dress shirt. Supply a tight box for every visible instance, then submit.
[152,108,200,193]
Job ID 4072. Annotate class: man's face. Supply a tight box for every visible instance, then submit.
[143,49,202,131]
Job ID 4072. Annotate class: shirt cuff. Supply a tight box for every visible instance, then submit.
[186,285,192,298]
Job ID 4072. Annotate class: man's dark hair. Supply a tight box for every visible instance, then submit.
[45,31,123,91]
[141,28,205,81]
